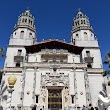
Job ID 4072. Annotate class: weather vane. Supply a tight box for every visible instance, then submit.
[27,7,30,11]
[78,8,81,12]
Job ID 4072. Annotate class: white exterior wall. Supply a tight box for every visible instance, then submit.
[72,30,95,41]
[5,47,26,67]
[74,55,80,63]
[69,71,75,95]
[76,70,86,107]
[23,69,35,106]
[1,10,105,110]
[88,74,104,107]
[82,49,102,68]
[35,70,41,94]
[68,54,73,63]
[10,28,36,46]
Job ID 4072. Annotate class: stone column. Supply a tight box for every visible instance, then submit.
[73,68,78,110]
[84,68,91,106]
[6,88,14,110]
[19,67,26,109]
[32,67,37,105]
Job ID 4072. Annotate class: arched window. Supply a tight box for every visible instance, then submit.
[84,32,88,40]
[19,19,21,23]
[76,34,79,40]
[29,32,32,38]
[84,20,86,24]
[29,19,30,24]
[20,31,24,39]
[25,19,27,23]
[22,18,24,23]
[31,21,32,25]
[81,20,83,24]
[91,34,94,40]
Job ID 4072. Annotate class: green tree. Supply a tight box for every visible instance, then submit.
[103,52,110,76]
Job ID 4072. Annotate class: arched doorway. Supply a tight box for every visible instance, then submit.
[48,89,62,110]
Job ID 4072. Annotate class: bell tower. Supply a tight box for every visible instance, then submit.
[71,9,95,43]
[9,9,36,46]
[5,10,37,67]
[71,10,102,68]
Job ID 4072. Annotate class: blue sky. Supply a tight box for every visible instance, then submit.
[0,0,110,70]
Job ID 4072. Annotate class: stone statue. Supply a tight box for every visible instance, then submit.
[98,90,110,110]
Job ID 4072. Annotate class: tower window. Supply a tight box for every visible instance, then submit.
[84,20,86,24]
[86,51,90,57]
[31,21,32,25]
[36,95,39,103]
[20,31,24,39]
[17,50,22,56]
[22,18,24,23]
[16,63,20,67]
[84,32,88,40]
[81,20,83,24]
[29,19,30,24]
[77,21,79,25]
[76,34,79,40]
[25,19,27,23]
[29,33,32,38]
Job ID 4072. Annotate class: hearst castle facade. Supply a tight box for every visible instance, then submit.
[0,10,104,110]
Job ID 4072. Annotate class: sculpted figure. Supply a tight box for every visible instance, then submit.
[98,91,110,110]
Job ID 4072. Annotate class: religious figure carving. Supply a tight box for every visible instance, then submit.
[98,91,110,110]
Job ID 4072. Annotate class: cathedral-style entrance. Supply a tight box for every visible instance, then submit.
[48,89,62,110]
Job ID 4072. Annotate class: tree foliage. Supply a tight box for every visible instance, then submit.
[103,52,110,76]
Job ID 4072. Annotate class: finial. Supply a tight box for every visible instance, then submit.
[78,8,81,12]
[26,7,30,11]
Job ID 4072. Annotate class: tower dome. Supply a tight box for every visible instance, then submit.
[76,10,84,18]
[14,9,36,33]
[71,9,93,33]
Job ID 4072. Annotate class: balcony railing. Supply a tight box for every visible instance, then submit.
[14,56,23,62]
[84,56,93,63]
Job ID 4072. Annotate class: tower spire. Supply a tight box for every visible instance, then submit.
[14,10,36,33]
[78,8,81,12]
[26,7,30,11]
[9,10,37,46]
[71,10,93,33]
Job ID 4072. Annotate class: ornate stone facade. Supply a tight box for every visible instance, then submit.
[0,10,104,110]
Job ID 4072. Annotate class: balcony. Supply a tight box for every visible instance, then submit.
[14,56,23,62]
[84,55,94,63]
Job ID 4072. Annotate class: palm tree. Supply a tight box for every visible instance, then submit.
[103,52,110,76]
